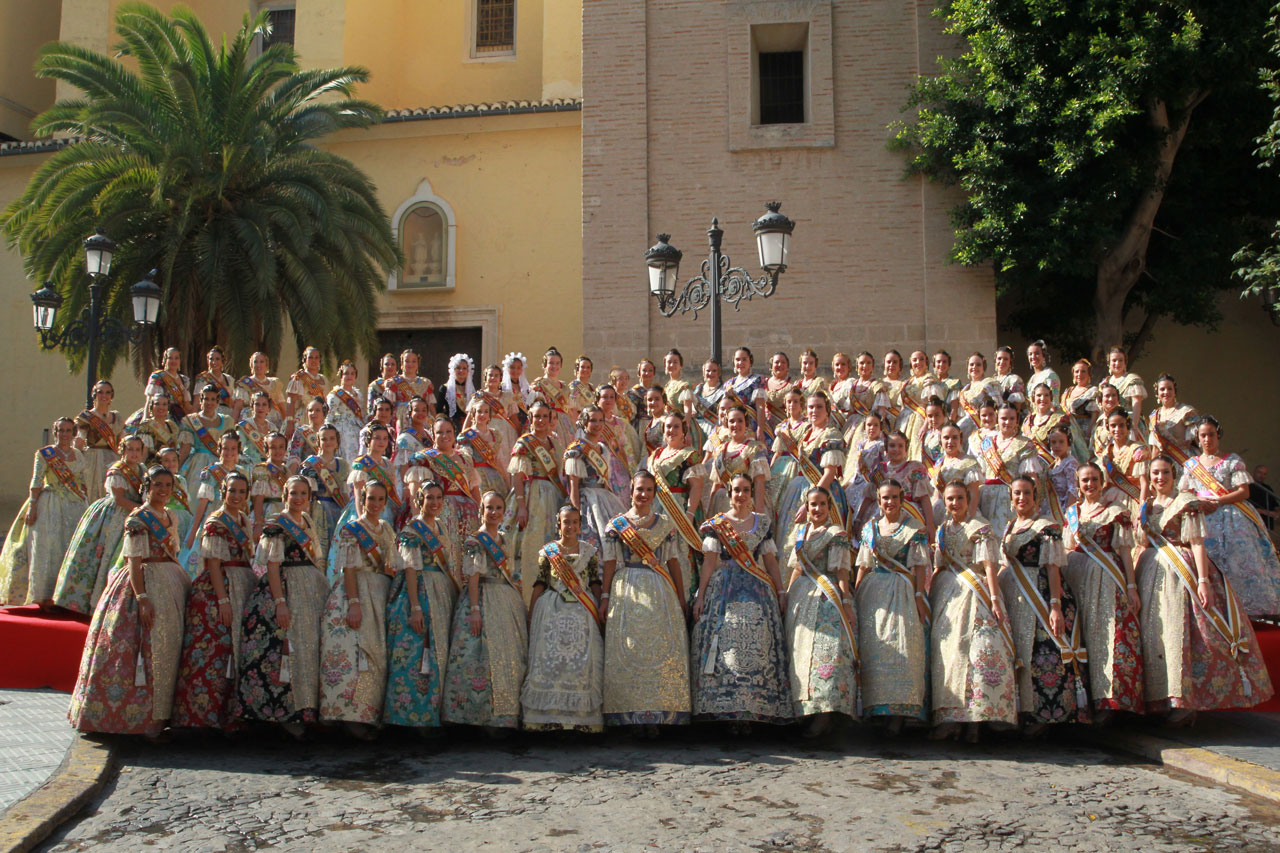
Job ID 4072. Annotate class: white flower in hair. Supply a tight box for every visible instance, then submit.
[445,353,476,418]
[501,350,532,403]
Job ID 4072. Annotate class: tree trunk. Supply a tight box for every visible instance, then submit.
[1089,93,1207,374]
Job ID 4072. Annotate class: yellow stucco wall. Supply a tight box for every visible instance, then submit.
[0,0,61,139]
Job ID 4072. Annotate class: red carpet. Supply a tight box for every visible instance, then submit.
[1244,620,1280,712]
[0,605,89,692]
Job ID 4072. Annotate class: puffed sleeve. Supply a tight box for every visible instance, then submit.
[585,552,601,585]
[757,538,778,558]
[402,465,431,487]
[1038,528,1065,567]
[1228,457,1253,488]
[962,462,983,485]
[463,538,486,577]
[855,537,876,570]
[250,469,275,497]
[535,552,554,588]
[1125,376,1148,401]
[1182,510,1207,542]
[196,472,221,503]
[122,519,151,558]
[178,425,194,448]
[872,390,890,411]
[1016,452,1046,478]
[102,469,128,494]
[338,529,364,571]
[701,535,721,555]
[683,455,707,482]
[972,530,1000,566]
[396,539,424,572]
[29,452,46,490]
[255,529,285,565]
[508,445,535,477]
[563,453,589,480]
[347,466,371,487]
[905,537,930,570]
[827,537,852,572]
[285,373,305,396]
[908,467,932,500]
[748,450,771,479]
[1111,516,1134,549]
[820,439,847,470]
[200,530,232,560]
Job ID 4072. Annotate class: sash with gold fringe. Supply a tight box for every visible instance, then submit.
[650,451,704,552]
[794,524,856,654]
[609,515,679,599]
[708,514,777,597]
[936,524,1017,667]
[78,410,119,453]
[543,542,602,627]
[39,447,86,500]
[1065,505,1128,593]
[1184,457,1271,537]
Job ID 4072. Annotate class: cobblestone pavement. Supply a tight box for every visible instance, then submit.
[39,726,1280,852]
[0,689,72,811]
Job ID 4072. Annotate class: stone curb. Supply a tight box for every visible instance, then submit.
[1087,729,1280,805]
[0,733,115,853]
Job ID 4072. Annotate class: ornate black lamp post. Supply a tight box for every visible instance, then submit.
[29,229,164,408]
[645,201,795,365]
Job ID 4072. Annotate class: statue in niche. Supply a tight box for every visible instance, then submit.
[402,205,444,285]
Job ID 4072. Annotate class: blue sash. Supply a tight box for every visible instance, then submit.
[475,530,517,589]
[211,509,252,558]
[407,519,447,568]
[276,513,318,566]
[135,507,177,558]
[343,519,387,572]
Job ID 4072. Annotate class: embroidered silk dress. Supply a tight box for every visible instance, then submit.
[235,416,275,467]
[692,383,726,441]
[998,518,1089,724]
[442,532,528,728]
[319,518,396,725]
[193,370,237,418]
[298,455,351,566]
[896,373,945,459]
[1179,454,1280,617]
[994,371,1026,407]
[1147,403,1198,461]
[830,378,887,447]
[955,378,1002,439]
[1108,372,1148,418]
[522,542,605,732]
[707,439,770,516]
[458,424,512,496]
[386,518,461,728]
[328,455,402,580]
[1137,494,1273,713]
[976,435,1045,539]
[1044,456,1079,523]
[1027,368,1062,405]
[842,437,885,538]
[723,373,766,433]
[75,408,122,502]
[250,460,288,530]
[234,375,286,424]
[286,369,331,410]
[1063,500,1144,713]
[170,508,258,729]
[644,446,707,603]
[179,413,233,480]
[774,426,848,551]
[326,386,366,463]
[531,377,576,438]
[236,515,329,725]
[930,455,982,526]
[602,513,690,725]
[53,462,144,614]
[691,513,792,723]
[1061,385,1099,461]
[784,523,857,718]
[508,433,568,605]
[0,448,84,605]
[930,518,1017,725]
[69,508,191,734]
[855,516,930,719]
[563,440,629,554]
[131,417,181,464]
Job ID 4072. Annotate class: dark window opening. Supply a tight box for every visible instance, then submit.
[476,0,515,53]
[758,50,804,125]
[263,8,296,49]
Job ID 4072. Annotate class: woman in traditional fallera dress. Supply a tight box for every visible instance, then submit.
[320,481,396,738]
[155,446,195,545]
[250,433,291,540]
[645,412,707,605]
[1062,359,1099,462]
[482,360,525,455]
[637,385,669,459]
[723,346,767,438]
[326,361,366,464]
[52,435,146,615]
[70,466,191,736]
[880,350,906,429]
[692,474,792,729]
[366,353,398,417]
[1106,346,1148,430]
[1025,340,1062,406]
[0,418,87,606]
[993,346,1026,410]
[1102,410,1149,506]
[692,358,726,442]
[708,406,770,517]
[75,380,122,502]
[774,394,848,551]
[563,406,630,554]
[842,412,887,537]
[956,352,1002,440]
[977,404,1045,540]
[784,487,858,737]
[531,347,576,439]
[387,481,459,730]
[1091,382,1124,460]
[331,424,401,576]
[568,355,597,426]
[761,351,796,440]
[510,401,568,607]
[394,397,432,496]
[145,347,192,421]
[405,416,482,570]
[596,383,641,477]
[459,396,513,497]
[896,350,944,460]
[437,353,476,434]
[286,346,330,432]
[182,431,245,557]
[298,425,350,564]
[1146,374,1198,462]
[601,471,690,735]
[234,351,285,428]
[834,351,889,448]
[523,505,605,732]
[237,476,329,737]
[236,391,277,467]
[767,389,808,514]
[795,349,829,399]
[1021,383,1070,463]
[932,350,963,414]
[628,358,656,430]
[854,480,931,732]
[882,430,934,538]
[171,472,256,730]
[179,385,233,480]
[131,394,181,465]
[443,491,528,731]
[998,475,1090,731]
[929,482,1017,741]
[192,346,237,419]
[931,424,982,525]
[288,396,328,470]
[1043,426,1078,524]
[1181,417,1280,618]
[1138,455,1273,723]
[1063,461,1144,719]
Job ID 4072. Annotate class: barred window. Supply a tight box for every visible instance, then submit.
[475,0,515,54]
[263,7,296,49]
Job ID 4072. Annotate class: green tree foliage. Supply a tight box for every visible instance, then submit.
[1,3,399,376]
[1234,4,1280,320]
[891,0,1280,364]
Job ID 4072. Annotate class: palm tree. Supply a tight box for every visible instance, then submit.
[1,3,399,376]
